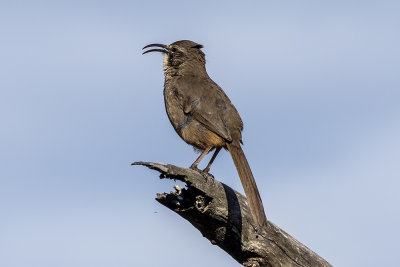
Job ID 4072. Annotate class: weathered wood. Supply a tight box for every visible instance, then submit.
[132,161,332,267]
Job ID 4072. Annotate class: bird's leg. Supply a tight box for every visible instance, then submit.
[190,146,212,170]
[203,147,222,173]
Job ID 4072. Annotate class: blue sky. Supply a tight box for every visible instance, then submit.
[1,1,399,266]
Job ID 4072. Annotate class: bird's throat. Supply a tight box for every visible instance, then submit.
[163,53,169,71]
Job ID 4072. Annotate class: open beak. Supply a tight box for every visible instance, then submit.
[142,43,169,55]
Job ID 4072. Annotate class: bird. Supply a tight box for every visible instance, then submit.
[142,40,267,227]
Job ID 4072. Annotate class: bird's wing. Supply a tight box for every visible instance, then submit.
[191,103,232,142]
[178,77,233,142]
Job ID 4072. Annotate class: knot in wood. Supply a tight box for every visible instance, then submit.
[195,195,209,212]
[243,259,261,267]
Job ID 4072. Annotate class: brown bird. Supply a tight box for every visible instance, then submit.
[143,40,267,227]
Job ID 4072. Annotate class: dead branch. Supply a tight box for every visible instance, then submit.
[132,161,332,267]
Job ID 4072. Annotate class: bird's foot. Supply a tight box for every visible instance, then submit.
[201,168,215,179]
[189,164,201,172]
[202,166,210,173]
[190,164,215,179]
[204,172,214,179]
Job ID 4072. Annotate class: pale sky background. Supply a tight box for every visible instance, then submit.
[1,1,399,266]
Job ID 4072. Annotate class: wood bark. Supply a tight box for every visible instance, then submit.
[132,161,332,267]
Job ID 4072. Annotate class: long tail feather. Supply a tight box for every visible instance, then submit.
[227,142,267,227]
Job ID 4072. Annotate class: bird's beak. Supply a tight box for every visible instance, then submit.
[142,43,169,55]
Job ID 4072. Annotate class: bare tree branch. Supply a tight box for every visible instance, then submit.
[132,161,332,267]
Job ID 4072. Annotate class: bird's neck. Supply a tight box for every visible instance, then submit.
[164,63,207,80]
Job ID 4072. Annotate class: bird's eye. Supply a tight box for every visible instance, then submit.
[171,47,177,52]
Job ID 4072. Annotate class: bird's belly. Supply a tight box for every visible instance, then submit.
[180,120,225,149]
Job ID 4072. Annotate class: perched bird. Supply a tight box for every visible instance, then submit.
[143,40,267,227]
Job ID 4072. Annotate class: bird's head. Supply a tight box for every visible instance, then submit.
[143,40,205,72]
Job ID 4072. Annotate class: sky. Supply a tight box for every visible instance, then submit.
[0,0,399,266]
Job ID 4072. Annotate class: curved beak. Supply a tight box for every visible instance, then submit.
[142,43,169,55]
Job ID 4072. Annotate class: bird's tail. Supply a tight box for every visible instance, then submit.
[227,142,267,227]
